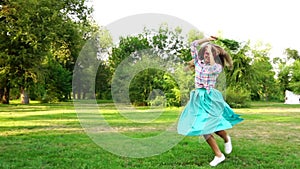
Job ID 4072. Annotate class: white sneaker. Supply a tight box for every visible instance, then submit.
[209,153,225,167]
[224,135,232,154]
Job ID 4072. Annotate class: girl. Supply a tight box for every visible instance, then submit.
[177,36,243,167]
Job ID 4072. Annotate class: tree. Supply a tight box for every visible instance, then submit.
[289,60,300,94]
[214,39,253,89]
[276,48,300,96]
[283,48,300,94]
[250,42,279,101]
[0,0,92,104]
[213,39,252,107]
[187,29,204,44]
[42,57,72,102]
[285,48,300,60]
[109,24,191,106]
[93,27,113,100]
[276,59,292,98]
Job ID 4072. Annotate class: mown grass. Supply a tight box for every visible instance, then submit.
[0,101,299,169]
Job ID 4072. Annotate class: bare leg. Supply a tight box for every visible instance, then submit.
[203,134,223,157]
[215,130,232,154]
[215,130,229,143]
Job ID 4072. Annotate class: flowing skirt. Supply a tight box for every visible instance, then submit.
[177,88,243,136]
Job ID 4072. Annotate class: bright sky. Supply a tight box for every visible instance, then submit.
[91,0,300,58]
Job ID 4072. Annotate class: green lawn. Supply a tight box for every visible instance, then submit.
[0,101,299,169]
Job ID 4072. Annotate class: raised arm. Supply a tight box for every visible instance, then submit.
[190,36,218,59]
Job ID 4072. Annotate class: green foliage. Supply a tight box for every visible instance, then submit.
[148,95,166,107]
[109,25,190,106]
[94,27,113,99]
[172,66,194,106]
[43,58,72,102]
[289,60,300,94]
[0,0,93,104]
[250,45,279,101]
[277,48,300,95]
[215,40,254,90]
[187,29,204,44]
[129,68,165,106]
[2,0,297,106]
[109,36,150,72]
[217,38,240,51]
[108,27,290,106]
[225,87,251,108]
[25,57,72,103]
[95,61,112,100]
[215,39,284,102]
[285,48,300,60]
[277,63,292,92]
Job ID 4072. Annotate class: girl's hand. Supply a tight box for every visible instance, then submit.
[206,36,218,42]
[194,36,218,45]
[210,36,218,40]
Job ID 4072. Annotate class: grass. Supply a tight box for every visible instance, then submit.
[0,101,300,169]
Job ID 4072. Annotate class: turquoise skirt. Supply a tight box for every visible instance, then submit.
[177,88,243,136]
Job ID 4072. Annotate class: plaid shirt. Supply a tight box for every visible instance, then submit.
[191,40,222,91]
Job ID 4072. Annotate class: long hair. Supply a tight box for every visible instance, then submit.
[198,43,233,69]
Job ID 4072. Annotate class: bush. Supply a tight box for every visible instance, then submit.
[148,96,166,107]
[40,91,60,103]
[225,87,251,108]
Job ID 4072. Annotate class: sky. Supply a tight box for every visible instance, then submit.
[91,0,300,58]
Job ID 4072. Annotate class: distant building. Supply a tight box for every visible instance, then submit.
[285,90,300,104]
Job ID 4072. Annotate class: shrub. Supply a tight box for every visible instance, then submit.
[225,87,251,108]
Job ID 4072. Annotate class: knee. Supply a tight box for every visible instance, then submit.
[215,130,225,135]
[203,134,213,140]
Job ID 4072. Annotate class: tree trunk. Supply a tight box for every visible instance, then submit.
[78,87,81,99]
[20,87,29,104]
[82,92,86,99]
[0,81,10,104]
[0,87,3,103]
[2,86,10,104]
